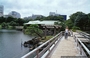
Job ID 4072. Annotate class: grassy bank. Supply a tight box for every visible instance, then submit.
[0,25,15,30]
[41,36,53,42]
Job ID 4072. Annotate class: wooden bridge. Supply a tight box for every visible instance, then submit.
[21,31,90,58]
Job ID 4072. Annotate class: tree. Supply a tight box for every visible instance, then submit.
[0,16,5,24]
[1,22,7,28]
[69,11,89,30]
[15,18,25,26]
[65,19,73,29]
[72,14,89,30]
[45,15,64,21]
[55,21,65,31]
[35,16,45,21]
[25,24,43,38]
[87,13,90,27]
[69,12,85,23]
[9,21,17,26]
[6,16,15,23]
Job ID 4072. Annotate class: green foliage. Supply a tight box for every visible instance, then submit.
[34,15,65,22]
[0,25,2,29]
[75,14,88,30]
[8,26,15,29]
[0,16,27,29]
[15,18,25,26]
[9,21,17,26]
[72,26,80,32]
[69,11,90,30]
[54,21,60,25]
[86,13,90,27]
[46,15,64,21]
[6,16,15,23]
[65,19,73,29]
[41,36,53,42]
[59,22,65,31]
[25,24,43,37]
[35,16,44,21]
[1,22,7,28]
[69,12,85,23]
[0,16,5,24]
[54,21,65,31]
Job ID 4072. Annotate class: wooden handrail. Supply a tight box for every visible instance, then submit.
[21,31,63,58]
[74,34,90,57]
[76,30,90,40]
[77,38,90,55]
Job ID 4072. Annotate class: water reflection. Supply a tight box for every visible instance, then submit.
[0,29,34,58]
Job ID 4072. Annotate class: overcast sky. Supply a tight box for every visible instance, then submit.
[0,0,90,19]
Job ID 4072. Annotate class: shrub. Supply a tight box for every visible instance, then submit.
[0,25,2,29]
[72,26,80,32]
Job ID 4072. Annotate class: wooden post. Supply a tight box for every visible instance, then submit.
[45,26,47,39]
[36,49,39,58]
[54,26,56,36]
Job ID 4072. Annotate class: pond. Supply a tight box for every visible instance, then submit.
[0,29,34,58]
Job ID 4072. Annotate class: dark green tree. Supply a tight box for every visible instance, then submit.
[76,14,88,30]
[0,16,6,24]
[1,22,8,28]
[35,16,45,21]
[55,21,65,31]
[69,11,89,30]
[65,19,73,29]
[6,16,15,23]
[15,18,25,26]
[87,13,90,27]
[9,21,17,26]
[25,24,43,38]
[45,15,64,21]
[69,12,85,24]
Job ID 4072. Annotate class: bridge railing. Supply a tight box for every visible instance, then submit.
[76,30,90,40]
[74,34,90,57]
[21,31,63,58]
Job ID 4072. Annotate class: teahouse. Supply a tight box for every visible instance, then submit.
[24,20,61,35]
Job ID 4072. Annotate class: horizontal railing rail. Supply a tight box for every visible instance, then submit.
[21,31,63,58]
[74,34,90,57]
[76,30,90,40]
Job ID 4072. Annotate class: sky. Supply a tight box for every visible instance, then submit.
[0,0,90,19]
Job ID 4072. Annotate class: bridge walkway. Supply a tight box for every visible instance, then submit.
[48,32,80,58]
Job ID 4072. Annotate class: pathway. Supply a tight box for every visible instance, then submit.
[49,32,79,58]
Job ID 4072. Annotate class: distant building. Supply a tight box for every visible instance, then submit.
[49,12,67,20]
[49,12,56,16]
[60,15,67,20]
[3,15,9,18]
[8,11,21,18]
[0,5,4,17]
[32,14,42,19]
[24,14,43,20]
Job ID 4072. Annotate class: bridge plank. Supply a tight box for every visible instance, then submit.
[49,32,79,58]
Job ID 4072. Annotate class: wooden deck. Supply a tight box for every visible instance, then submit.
[48,32,80,58]
[21,32,90,58]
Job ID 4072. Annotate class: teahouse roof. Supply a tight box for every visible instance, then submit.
[41,24,61,28]
[24,20,59,25]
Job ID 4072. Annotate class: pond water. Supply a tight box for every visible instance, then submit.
[0,29,34,58]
